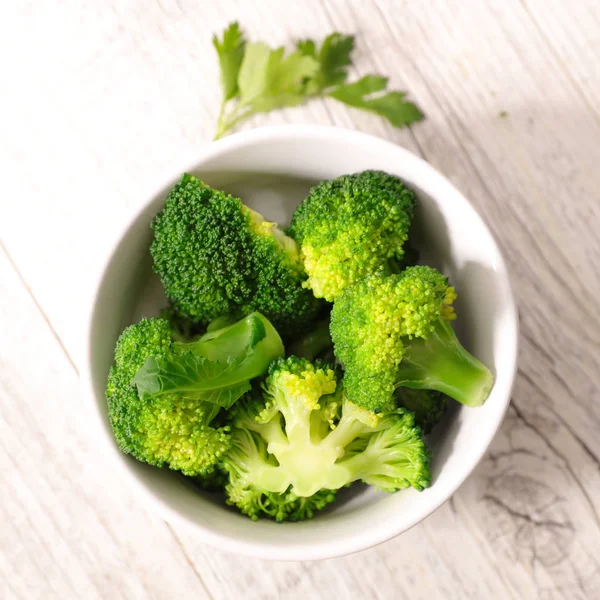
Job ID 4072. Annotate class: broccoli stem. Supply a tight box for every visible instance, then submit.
[229,430,290,494]
[322,416,367,454]
[287,318,333,361]
[253,418,289,449]
[335,445,393,484]
[396,319,493,407]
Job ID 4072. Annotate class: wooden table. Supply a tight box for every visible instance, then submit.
[2,1,599,598]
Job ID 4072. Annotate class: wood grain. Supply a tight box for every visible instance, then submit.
[1,0,599,598]
[0,246,211,600]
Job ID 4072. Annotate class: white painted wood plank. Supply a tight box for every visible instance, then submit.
[519,0,600,122]
[1,0,600,598]
[0,246,212,600]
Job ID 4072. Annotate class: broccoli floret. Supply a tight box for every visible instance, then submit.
[151,174,322,336]
[330,266,493,412]
[395,388,448,434]
[106,318,228,475]
[288,170,417,301]
[106,313,284,476]
[221,357,430,520]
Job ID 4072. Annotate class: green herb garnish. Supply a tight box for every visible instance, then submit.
[212,23,424,139]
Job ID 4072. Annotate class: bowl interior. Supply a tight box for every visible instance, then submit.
[87,127,517,560]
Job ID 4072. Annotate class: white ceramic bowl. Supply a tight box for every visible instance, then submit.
[82,125,518,561]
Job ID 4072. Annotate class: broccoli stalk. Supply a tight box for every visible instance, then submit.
[222,357,430,521]
[396,318,492,407]
[224,429,337,522]
[330,265,493,412]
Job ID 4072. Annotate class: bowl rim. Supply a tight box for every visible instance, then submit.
[80,124,519,561]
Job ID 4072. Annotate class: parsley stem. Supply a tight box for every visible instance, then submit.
[214,101,229,140]
[214,105,253,140]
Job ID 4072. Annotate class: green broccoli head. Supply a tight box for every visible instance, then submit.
[106,318,230,476]
[395,388,448,434]
[151,174,322,336]
[221,357,430,520]
[288,170,417,301]
[106,312,284,477]
[330,266,493,412]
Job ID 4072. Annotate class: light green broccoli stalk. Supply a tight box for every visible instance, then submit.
[224,429,338,522]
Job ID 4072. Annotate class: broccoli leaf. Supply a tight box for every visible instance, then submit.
[133,354,251,408]
[133,312,284,409]
[212,21,246,101]
[328,75,424,128]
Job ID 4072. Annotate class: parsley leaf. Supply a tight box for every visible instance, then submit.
[296,39,317,57]
[216,42,318,137]
[328,75,424,127]
[298,33,354,93]
[238,43,318,112]
[212,22,246,102]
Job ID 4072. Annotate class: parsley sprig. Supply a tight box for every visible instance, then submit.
[213,23,424,139]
